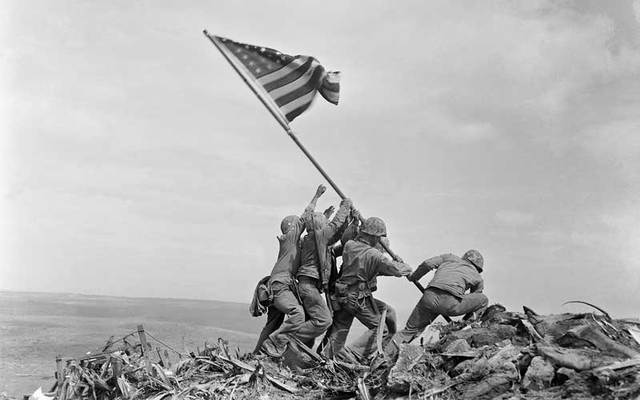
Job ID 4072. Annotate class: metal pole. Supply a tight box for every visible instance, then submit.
[203,30,346,199]
[203,30,421,293]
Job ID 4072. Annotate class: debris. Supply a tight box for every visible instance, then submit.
[386,344,427,393]
[562,300,612,320]
[522,356,554,390]
[33,306,640,400]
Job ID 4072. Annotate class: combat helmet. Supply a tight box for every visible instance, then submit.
[360,217,387,237]
[463,249,484,271]
[280,215,300,234]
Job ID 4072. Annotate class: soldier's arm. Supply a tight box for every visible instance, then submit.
[470,277,484,293]
[301,185,326,216]
[293,185,327,235]
[323,197,352,243]
[375,252,413,277]
[408,254,450,281]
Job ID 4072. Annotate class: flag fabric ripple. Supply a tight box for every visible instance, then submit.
[209,34,340,123]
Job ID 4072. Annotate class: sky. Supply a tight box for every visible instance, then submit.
[1,0,639,319]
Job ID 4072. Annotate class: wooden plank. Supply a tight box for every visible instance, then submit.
[137,324,152,374]
[217,355,297,393]
[111,357,122,379]
[55,355,63,398]
[289,336,324,363]
[375,308,388,356]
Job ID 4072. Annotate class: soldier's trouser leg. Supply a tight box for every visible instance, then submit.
[320,308,354,359]
[339,296,391,361]
[253,306,285,353]
[395,288,446,344]
[449,292,488,316]
[268,282,306,347]
[396,288,489,344]
[294,277,332,345]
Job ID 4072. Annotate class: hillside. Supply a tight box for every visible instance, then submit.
[0,291,263,396]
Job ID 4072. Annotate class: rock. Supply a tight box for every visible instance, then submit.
[471,325,518,347]
[487,343,521,378]
[462,373,514,399]
[418,325,440,348]
[386,344,426,393]
[554,367,578,385]
[281,341,318,370]
[444,338,472,353]
[536,343,606,371]
[443,325,518,349]
[469,357,491,379]
[450,359,475,377]
[522,356,554,390]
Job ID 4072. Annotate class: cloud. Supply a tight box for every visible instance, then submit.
[634,0,640,24]
[581,115,640,181]
[495,210,535,227]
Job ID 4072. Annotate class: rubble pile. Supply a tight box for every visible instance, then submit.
[386,304,640,399]
[32,305,640,400]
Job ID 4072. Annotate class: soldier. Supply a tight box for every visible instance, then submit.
[321,217,413,361]
[293,197,353,346]
[259,185,326,357]
[395,250,488,344]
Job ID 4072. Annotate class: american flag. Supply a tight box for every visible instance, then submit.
[207,33,340,123]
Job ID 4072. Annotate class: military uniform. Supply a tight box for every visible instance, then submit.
[396,253,488,344]
[293,199,352,344]
[257,211,310,354]
[322,238,412,360]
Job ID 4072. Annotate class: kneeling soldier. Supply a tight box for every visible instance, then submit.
[395,250,488,344]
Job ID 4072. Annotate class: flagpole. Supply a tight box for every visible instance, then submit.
[203,30,346,198]
[203,31,421,290]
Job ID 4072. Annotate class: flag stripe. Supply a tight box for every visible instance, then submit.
[274,67,324,107]
[258,58,307,86]
[263,58,314,92]
[267,62,318,100]
[280,91,316,115]
[285,103,312,122]
[210,34,339,123]
[322,80,339,93]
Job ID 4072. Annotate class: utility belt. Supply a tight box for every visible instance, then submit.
[334,281,374,301]
[331,281,381,315]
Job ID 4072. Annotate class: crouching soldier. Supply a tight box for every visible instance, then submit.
[258,185,326,357]
[395,250,488,344]
[321,217,412,361]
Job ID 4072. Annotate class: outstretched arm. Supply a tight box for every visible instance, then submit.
[376,256,413,277]
[301,184,326,217]
[408,254,450,281]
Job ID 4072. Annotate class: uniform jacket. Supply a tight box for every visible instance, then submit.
[335,239,412,297]
[268,211,309,285]
[413,253,484,298]
[296,200,351,289]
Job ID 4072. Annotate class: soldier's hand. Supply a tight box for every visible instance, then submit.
[379,236,391,249]
[316,184,327,197]
[351,208,363,222]
[323,205,335,219]
[418,261,432,272]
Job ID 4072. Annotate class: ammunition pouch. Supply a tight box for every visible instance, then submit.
[334,281,373,306]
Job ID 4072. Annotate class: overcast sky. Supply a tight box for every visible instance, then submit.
[1,0,639,319]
